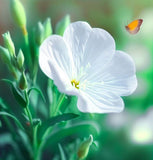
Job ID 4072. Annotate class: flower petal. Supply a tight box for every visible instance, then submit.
[63,21,92,77]
[77,91,124,113]
[39,35,77,93]
[39,31,91,95]
[48,60,79,94]
[63,21,92,57]
[101,50,137,96]
[85,50,137,96]
[79,28,115,81]
[39,35,74,79]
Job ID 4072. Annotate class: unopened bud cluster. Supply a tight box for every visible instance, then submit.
[34,17,52,46]
[0,31,27,90]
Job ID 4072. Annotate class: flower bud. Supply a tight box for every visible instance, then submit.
[9,0,27,34]
[17,49,24,70]
[0,46,11,65]
[19,72,27,90]
[43,17,52,39]
[77,135,93,160]
[55,14,70,36]
[2,32,16,58]
[34,22,44,46]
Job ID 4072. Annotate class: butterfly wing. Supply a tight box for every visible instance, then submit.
[125,19,143,34]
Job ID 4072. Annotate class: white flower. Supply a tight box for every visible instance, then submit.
[39,21,137,113]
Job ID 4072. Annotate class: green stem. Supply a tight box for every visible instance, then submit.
[49,84,56,117]
[33,123,40,160]
[32,45,39,84]
[52,87,57,116]
[24,90,39,159]
[25,107,33,127]
[53,93,65,116]
[24,91,33,126]
[22,27,32,72]
[24,34,31,65]
[36,127,53,160]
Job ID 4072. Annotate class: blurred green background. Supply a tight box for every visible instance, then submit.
[1,0,153,159]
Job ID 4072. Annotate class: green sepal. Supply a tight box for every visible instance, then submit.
[2,31,16,57]
[34,22,44,46]
[43,17,52,38]
[32,118,41,127]
[19,72,27,90]
[77,135,93,159]
[17,49,24,70]
[0,46,11,64]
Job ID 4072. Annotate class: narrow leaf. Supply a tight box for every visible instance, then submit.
[44,121,99,149]
[0,97,8,109]
[18,129,33,157]
[2,79,27,108]
[12,85,27,108]
[58,143,66,160]
[55,14,70,36]
[0,111,24,130]
[28,87,46,102]
[38,113,79,139]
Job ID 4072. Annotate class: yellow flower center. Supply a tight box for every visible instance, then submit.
[71,79,80,89]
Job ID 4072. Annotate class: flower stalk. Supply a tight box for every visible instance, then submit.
[52,93,65,116]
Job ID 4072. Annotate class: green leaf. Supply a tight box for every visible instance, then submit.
[0,120,2,128]
[28,87,46,102]
[0,133,12,146]
[2,79,27,108]
[0,111,24,130]
[44,121,99,149]
[58,143,66,160]
[0,132,25,160]
[0,97,8,110]
[38,113,79,139]
[55,14,70,36]
[18,129,33,157]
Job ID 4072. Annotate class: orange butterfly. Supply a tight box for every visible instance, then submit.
[125,19,143,34]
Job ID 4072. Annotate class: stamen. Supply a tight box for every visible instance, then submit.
[71,79,80,89]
